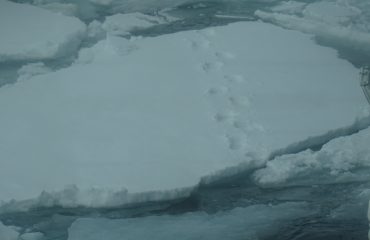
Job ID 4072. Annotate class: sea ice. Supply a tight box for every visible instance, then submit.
[0,21,366,209]
[256,0,370,51]
[0,0,86,62]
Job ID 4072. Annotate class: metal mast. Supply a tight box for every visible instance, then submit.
[360,66,370,104]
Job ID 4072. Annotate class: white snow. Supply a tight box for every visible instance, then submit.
[254,121,370,186]
[102,13,167,36]
[17,63,52,82]
[0,0,86,62]
[0,21,366,208]
[0,222,19,240]
[68,202,310,240]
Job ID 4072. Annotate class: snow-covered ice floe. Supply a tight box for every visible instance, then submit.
[68,202,310,240]
[255,1,370,52]
[0,21,367,209]
[0,0,86,62]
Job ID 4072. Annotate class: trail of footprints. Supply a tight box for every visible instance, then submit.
[189,30,258,152]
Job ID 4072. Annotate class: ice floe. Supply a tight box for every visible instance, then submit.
[0,21,366,209]
[0,0,86,62]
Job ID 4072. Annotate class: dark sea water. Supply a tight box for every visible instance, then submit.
[1,1,370,239]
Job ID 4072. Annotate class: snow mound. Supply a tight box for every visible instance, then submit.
[102,12,167,36]
[0,0,86,62]
[68,202,310,240]
[0,21,366,208]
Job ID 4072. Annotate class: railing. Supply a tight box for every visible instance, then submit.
[360,66,370,105]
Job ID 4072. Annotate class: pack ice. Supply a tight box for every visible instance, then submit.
[0,0,86,62]
[0,21,366,208]
[255,0,370,52]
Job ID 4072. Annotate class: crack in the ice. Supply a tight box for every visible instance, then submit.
[268,115,370,161]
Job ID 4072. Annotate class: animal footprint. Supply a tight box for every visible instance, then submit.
[206,86,229,96]
[190,38,210,50]
[215,51,235,60]
[202,61,224,73]
[214,111,237,123]
[228,96,251,107]
[224,74,245,83]
[226,135,243,150]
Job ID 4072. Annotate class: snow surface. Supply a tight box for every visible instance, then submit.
[68,202,310,240]
[102,12,167,36]
[0,222,19,240]
[0,21,366,208]
[0,0,86,62]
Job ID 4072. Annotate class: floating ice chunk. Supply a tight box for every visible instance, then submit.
[17,63,52,82]
[20,232,44,240]
[0,22,366,208]
[68,202,310,240]
[303,1,361,25]
[102,12,166,36]
[0,222,19,240]
[0,0,86,62]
